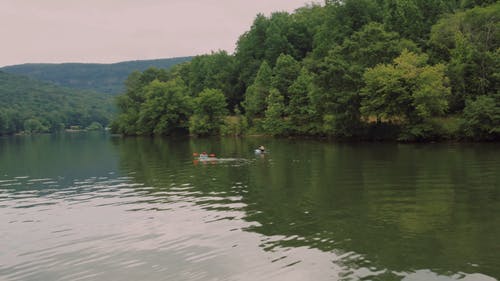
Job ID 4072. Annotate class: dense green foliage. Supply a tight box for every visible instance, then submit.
[362,50,450,140]
[461,94,500,140]
[113,1,499,141]
[189,89,228,136]
[0,71,113,135]
[1,57,192,95]
[111,68,191,136]
[243,61,273,120]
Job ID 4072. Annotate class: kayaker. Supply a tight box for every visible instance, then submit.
[258,145,265,153]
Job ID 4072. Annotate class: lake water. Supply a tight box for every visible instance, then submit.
[0,133,499,281]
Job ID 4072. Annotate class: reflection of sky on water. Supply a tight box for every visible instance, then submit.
[0,174,342,281]
[1,134,499,281]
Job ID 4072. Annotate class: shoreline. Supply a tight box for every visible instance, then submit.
[4,130,499,143]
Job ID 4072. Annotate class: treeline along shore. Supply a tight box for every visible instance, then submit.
[1,1,497,141]
[0,58,192,135]
[112,0,499,141]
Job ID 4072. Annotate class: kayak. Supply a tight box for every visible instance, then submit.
[193,152,216,160]
[198,155,217,161]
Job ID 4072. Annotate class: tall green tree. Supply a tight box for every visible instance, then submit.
[314,0,383,57]
[263,88,287,135]
[383,0,455,45]
[340,22,419,68]
[271,54,301,104]
[287,68,318,134]
[243,61,273,119]
[235,14,270,91]
[311,50,364,137]
[186,51,239,109]
[112,71,150,135]
[264,13,294,65]
[286,4,324,59]
[383,0,437,44]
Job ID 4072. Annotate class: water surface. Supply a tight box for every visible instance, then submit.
[1,133,499,280]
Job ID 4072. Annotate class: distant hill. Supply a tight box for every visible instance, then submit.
[0,71,114,134]
[1,57,192,95]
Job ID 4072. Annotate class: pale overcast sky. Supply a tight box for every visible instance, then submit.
[0,0,319,67]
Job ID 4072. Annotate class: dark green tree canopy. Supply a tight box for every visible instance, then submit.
[111,1,499,141]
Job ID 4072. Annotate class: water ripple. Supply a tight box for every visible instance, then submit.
[1,141,499,281]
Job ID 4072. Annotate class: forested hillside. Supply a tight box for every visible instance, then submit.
[1,57,192,94]
[0,71,114,135]
[112,0,499,141]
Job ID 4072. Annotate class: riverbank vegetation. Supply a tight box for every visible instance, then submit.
[111,0,499,141]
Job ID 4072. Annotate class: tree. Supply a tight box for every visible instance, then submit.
[221,106,248,136]
[362,50,450,140]
[271,54,301,104]
[339,22,419,68]
[286,5,322,59]
[309,50,363,137]
[189,89,228,136]
[187,51,239,109]
[383,0,425,44]
[86,122,104,131]
[264,14,294,65]
[111,71,149,135]
[287,68,318,134]
[24,118,48,134]
[313,0,383,57]
[137,78,192,135]
[384,0,457,45]
[461,95,500,140]
[309,22,418,137]
[263,88,287,135]
[111,67,189,136]
[429,3,499,111]
[235,14,270,91]
[243,61,273,119]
